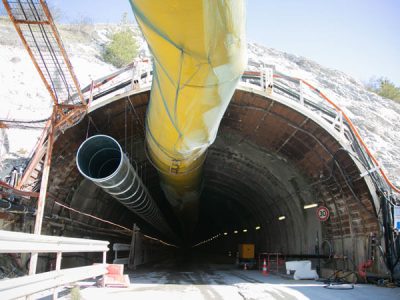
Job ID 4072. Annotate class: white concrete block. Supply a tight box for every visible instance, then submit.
[285,260,319,280]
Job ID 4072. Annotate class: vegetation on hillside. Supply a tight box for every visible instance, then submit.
[102,14,138,68]
[102,29,138,68]
[366,77,400,104]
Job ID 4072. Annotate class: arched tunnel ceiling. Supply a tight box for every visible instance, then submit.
[44,87,379,253]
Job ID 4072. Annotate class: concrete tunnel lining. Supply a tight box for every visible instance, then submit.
[43,86,380,270]
[201,134,322,254]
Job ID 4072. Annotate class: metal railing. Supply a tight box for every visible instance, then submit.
[17,61,398,199]
[0,230,109,299]
[240,69,391,194]
[113,243,130,265]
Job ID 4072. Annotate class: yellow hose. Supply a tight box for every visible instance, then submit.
[130,0,247,235]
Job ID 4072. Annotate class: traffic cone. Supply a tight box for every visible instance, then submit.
[262,258,268,275]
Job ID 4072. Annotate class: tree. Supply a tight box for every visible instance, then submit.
[102,29,138,68]
[366,77,400,103]
[378,79,400,102]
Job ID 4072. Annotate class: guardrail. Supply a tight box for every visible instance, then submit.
[0,230,109,300]
[113,243,130,265]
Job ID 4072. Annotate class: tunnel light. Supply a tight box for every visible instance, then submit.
[243,229,248,233]
[234,230,238,234]
[304,203,318,209]
[223,232,228,236]
[278,216,286,221]
[255,226,261,230]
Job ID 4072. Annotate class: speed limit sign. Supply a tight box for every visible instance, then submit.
[317,206,330,221]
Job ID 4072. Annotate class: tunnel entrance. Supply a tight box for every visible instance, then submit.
[194,131,321,256]
[43,86,385,277]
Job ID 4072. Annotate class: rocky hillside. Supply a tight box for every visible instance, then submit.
[0,18,398,187]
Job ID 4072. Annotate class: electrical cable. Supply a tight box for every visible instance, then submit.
[319,269,356,289]
[272,72,400,278]
[299,78,400,194]
[0,118,49,124]
[272,72,400,194]
[53,201,133,233]
[271,72,400,279]
[53,201,178,247]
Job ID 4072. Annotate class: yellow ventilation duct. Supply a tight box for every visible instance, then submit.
[130,0,247,235]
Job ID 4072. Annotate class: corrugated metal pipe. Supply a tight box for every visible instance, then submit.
[76,135,175,240]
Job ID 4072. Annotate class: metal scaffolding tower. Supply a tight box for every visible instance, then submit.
[2,0,88,275]
[2,0,87,130]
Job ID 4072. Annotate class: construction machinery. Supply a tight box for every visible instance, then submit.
[237,243,256,269]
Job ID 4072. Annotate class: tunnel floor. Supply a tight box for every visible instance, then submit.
[73,259,400,300]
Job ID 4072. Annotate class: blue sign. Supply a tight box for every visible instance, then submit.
[394,206,400,230]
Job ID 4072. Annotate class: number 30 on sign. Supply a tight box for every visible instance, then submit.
[316,206,330,222]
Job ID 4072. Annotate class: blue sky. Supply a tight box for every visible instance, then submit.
[48,0,400,85]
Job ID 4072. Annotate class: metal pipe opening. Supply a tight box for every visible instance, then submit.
[76,135,123,181]
[76,135,175,240]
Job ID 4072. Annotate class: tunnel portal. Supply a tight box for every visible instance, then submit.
[40,83,384,275]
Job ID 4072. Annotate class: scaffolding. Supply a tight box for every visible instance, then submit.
[2,0,88,190]
[2,0,87,133]
[2,0,88,276]
[3,0,84,106]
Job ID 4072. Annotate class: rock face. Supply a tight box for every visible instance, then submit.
[0,19,398,187]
